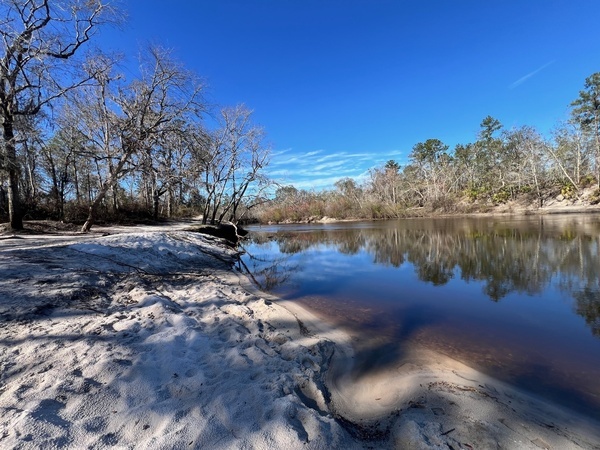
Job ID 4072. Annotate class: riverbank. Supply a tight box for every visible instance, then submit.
[258,188,600,225]
[1,225,599,448]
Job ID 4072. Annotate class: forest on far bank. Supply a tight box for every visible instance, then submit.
[1,1,600,231]
[252,75,600,224]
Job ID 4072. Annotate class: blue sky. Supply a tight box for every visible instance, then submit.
[98,1,600,190]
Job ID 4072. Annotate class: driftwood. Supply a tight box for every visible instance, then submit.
[193,222,247,245]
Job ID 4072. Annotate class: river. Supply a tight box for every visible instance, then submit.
[241,214,600,418]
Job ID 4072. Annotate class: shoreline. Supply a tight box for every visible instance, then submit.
[253,201,600,226]
[281,297,600,448]
[1,227,599,448]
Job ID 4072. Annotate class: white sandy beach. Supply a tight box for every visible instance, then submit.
[1,223,599,449]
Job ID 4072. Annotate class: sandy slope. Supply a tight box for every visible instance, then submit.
[1,227,599,449]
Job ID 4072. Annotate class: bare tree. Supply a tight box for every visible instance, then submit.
[13,114,45,210]
[506,126,549,207]
[70,47,204,232]
[408,139,451,205]
[137,120,192,220]
[334,177,364,213]
[221,108,270,223]
[196,105,270,225]
[367,161,404,215]
[0,0,115,230]
[38,124,84,220]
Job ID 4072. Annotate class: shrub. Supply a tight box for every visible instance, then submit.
[464,188,480,201]
[560,182,576,199]
[580,174,597,188]
[492,189,510,204]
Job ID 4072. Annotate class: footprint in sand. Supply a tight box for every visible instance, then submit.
[184,368,198,377]
[30,399,69,428]
[83,416,107,433]
[99,432,119,446]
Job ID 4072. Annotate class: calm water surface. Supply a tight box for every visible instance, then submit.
[241,215,600,417]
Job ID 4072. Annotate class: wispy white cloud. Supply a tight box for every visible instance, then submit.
[267,169,293,177]
[269,157,296,166]
[509,60,555,89]
[270,149,324,166]
[304,150,322,157]
[271,148,292,156]
[290,176,349,190]
[267,148,406,190]
[313,160,346,171]
[315,154,340,163]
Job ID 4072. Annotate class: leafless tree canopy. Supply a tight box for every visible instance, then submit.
[0,0,117,230]
[0,0,273,232]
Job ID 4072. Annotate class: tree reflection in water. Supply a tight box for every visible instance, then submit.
[575,288,600,337]
[238,233,299,292]
[244,216,600,337]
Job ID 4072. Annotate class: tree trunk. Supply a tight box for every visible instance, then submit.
[167,185,173,218]
[81,190,106,232]
[87,173,92,203]
[3,118,23,230]
[153,188,159,221]
[48,160,61,219]
[228,183,250,224]
[210,200,218,225]
[24,143,37,203]
[58,184,65,221]
[73,159,81,204]
[111,186,119,213]
[81,148,135,232]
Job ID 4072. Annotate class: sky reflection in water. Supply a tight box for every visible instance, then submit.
[241,215,600,417]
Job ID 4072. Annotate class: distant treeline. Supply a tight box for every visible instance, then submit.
[253,74,600,223]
